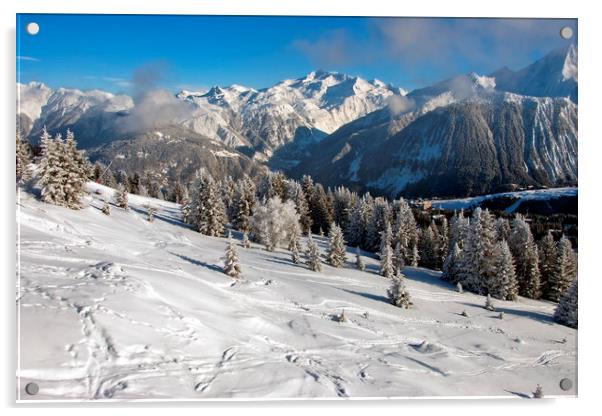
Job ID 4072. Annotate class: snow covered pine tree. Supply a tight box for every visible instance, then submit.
[326,222,347,267]
[223,232,242,279]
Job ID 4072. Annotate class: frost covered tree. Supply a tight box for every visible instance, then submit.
[393,198,418,263]
[39,129,88,209]
[16,132,31,185]
[101,199,111,215]
[508,214,541,299]
[147,205,156,222]
[287,180,312,235]
[457,208,498,295]
[554,279,577,328]
[387,275,412,309]
[332,187,355,232]
[532,385,544,399]
[484,294,495,311]
[114,184,129,210]
[194,173,226,237]
[288,221,302,264]
[442,242,462,284]
[251,197,301,251]
[495,217,511,242]
[326,223,347,267]
[40,132,66,205]
[345,194,372,248]
[232,174,256,233]
[241,231,251,249]
[355,246,365,271]
[223,232,242,279]
[367,198,391,252]
[538,231,557,298]
[306,234,322,272]
[393,241,405,276]
[491,240,519,301]
[379,241,395,279]
[448,210,469,250]
[547,235,577,302]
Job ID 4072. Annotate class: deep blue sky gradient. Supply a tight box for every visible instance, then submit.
[16,14,577,94]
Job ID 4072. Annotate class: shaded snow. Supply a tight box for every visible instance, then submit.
[17,183,576,400]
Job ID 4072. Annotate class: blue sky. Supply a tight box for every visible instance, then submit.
[16,14,577,94]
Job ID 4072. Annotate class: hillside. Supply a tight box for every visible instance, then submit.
[16,184,576,400]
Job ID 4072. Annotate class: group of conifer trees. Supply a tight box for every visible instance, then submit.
[16,130,577,326]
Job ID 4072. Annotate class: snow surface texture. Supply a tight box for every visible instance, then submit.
[430,187,577,212]
[17,184,576,400]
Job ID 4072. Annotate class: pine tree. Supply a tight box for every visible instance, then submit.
[114,184,129,210]
[379,244,395,279]
[418,224,439,269]
[438,217,449,268]
[554,279,577,328]
[355,246,365,271]
[532,385,544,399]
[101,199,111,215]
[393,241,405,276]
[538,230,557,298]
[195,174,226,237]
[242,231,251,249]
[442,242,462,283]
[147,205,156,222]
[547,236,577,302]
[458,208,498,295]
[345,194,371,248]
[288,223,302,264]
[39,131,66,207]
[170,181,187,204]
[309,183,333,235]
[223,232,242,279]
[393,198,418,263]
[387,275,412,309]
[306,234,322,272]
[16,132,31,185]
[326,223,347,267]
[491,240,519,301]
[508,214,541,299]
[484,294,495,311]
[366,198,391,252]
[410,243,420,267]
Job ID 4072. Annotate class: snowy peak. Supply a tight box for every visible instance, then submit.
[562,44,578,82]
[490,44,577,102]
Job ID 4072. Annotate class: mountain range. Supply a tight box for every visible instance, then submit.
[17,45,577,198]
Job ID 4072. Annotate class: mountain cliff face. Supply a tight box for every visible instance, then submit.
[291,47,578,198]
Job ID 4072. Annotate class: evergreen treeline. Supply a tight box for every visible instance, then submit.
[17,129,578,326]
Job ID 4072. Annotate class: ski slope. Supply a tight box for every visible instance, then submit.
[429,187,577,212]
[16,183,577,400]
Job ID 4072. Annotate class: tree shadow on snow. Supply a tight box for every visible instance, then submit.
[340,288,389,304]
[168,251,222,273]
[504,389,531,399]
[130,206,193,229]
[458,301,554,325]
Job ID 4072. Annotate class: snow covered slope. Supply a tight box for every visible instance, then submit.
[16,184,576,400]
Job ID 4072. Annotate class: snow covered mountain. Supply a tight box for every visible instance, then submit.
[17,82,134,148]
[16,182,577,399]
[291,48,578,198]
[177,70,407,159]
[490,44,577,102]
[18,70,405,159]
